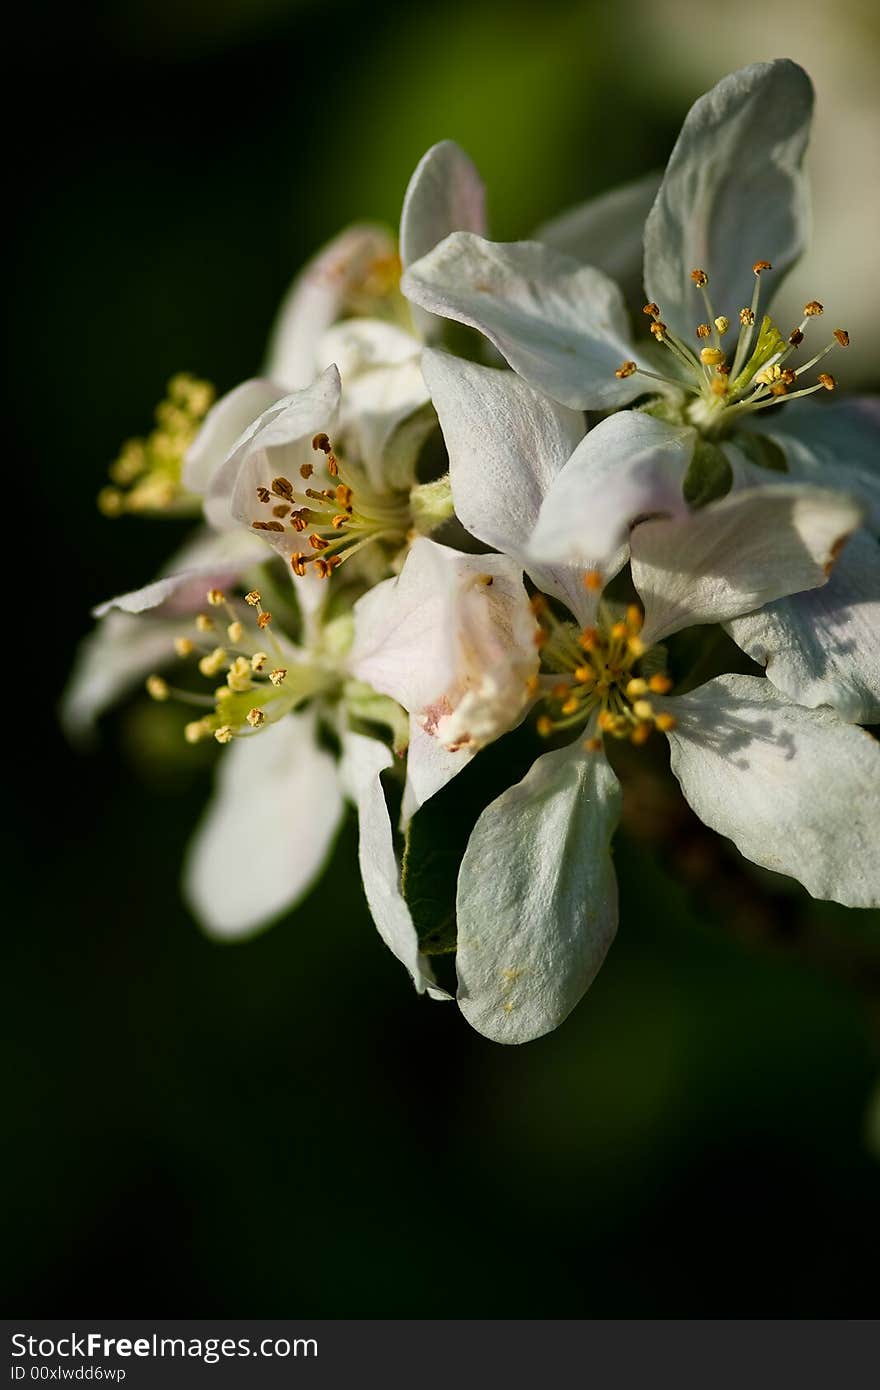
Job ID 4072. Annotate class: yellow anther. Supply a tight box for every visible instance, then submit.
[710,376,728,397]
[625,604,643,632]
[615,360,637,378]
[650,322,667,340]
[198,647,227,677]
[206,588,225,607]
[583,736,604,753]
[611,621,628,640]
[833,329,850,347]
[739,308,756,327]
[627,635,647,658]
[536,716,554,737]
[696,323,711,339]
[213,686,231,701]
[184,719,211,744]
[97,486,124,517]
[174,637,194,658]
[630,722,653,746]
[700,347,725,367]
[269,668,287,687]
[195,614,215,633]
[214,725,234,744]
[642,302,660,317]
[626,678,649,699]
[583,569,604,592]
[228,657,252,692]
[251,652,268,673]
[714,316,730,334]
[525,674,540,697]
[632,699,654,721]
[690,268,708,286]
[648,673,673,694]
[146,674,169,701]
[256,611,272,629]
[753,260,772,274]
[597,710,616,732]
[579,628,599,651]
[552,682,569,700]
[757,364,783,385]
[804,300,824,317]
[227,620,243,643]
[789,328,804,346]
[246,708,265,728]
[818,373,836,391]
[561,697,579,717]
[574,666,595,686]
[655,712,677,732]
[244,591,261,607]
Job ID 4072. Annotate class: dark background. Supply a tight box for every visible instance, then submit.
[7,0,880,1315]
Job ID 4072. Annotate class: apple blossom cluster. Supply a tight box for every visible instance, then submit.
[65,59,880,1042]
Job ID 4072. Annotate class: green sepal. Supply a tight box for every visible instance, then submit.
[343,681,410,753]
[682,439,733,508]
[733,430,788,473]
[410,473,455,535]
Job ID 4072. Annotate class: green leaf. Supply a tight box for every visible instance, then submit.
[401,722,542,954]
[682,439,733,508]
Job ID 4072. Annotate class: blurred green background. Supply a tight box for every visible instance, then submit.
[8,0,880,1314]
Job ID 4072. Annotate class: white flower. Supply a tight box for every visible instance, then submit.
[75,549,443,992]
[403,60,880,724]
[367,354,876,1043]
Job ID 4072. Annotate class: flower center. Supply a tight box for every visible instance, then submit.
[145,588,331,745]
[615,263,849,440]
[249,433,413,581]
[532,585,676,748]
[98,373,215,516]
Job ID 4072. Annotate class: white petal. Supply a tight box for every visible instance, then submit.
[339,731,439,994]
[265,224,397,390]
[456,741,620,1043]
[92,527,268,618]
[644,60,813,343]
[726,528,880,723]
[400,140,487,342]
[401,717,475,822]
[350,538,537,756]
[317,318,429,490]
[534,170,660,305]
[632,484,863,644]
[350,540,458,712]
[402,233,644,410]
[400,140,487,268]
[421,349,591,619]
[182,379,285,497]
[206,365,341,543]
[60,612,185,743]
[743,396,880,532]
[529,411,696,567]
[184,711,344,939]
[664,674,880,908]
